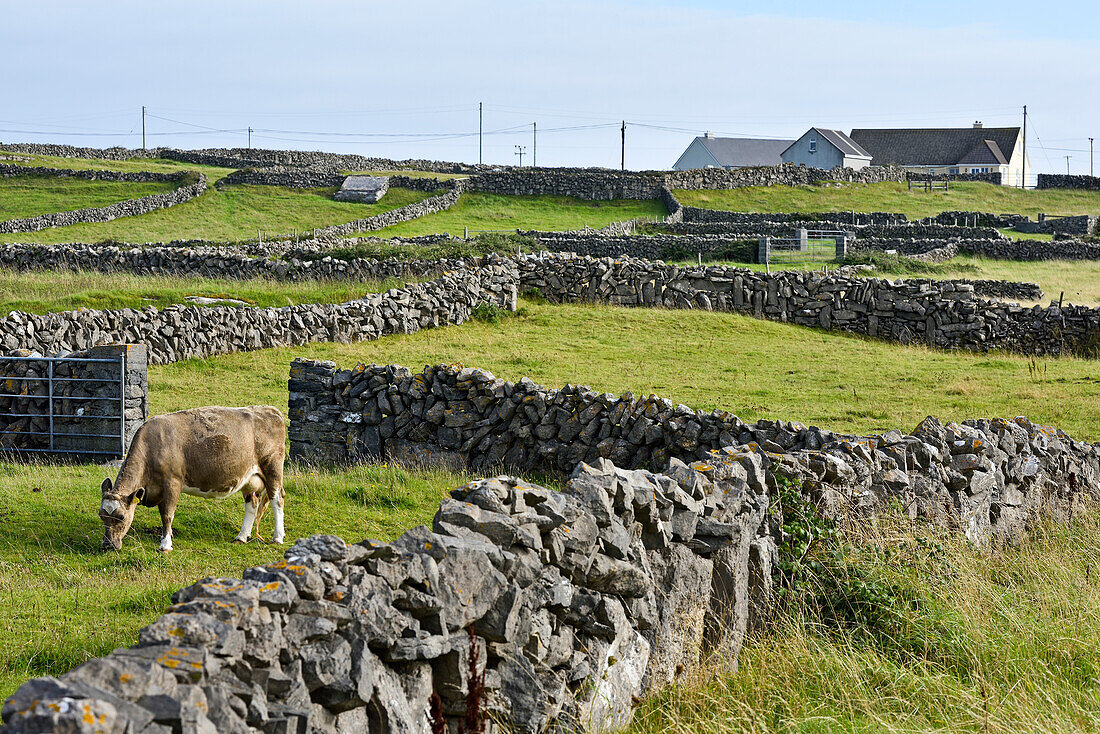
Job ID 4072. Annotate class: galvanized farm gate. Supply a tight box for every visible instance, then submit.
[0,348,141,458]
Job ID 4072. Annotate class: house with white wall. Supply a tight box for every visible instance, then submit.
[849,123,1029,186]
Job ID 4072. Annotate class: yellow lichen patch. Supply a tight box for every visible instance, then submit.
[119,673,133,683]
[261,581,281,591]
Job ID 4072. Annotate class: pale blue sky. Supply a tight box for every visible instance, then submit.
[2,1,1097,171]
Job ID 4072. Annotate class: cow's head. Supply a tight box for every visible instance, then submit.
[99,478,145,551]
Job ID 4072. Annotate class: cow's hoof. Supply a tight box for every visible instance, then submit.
[232,537,248,544]
[272,537,285,545]
[156,547,172,554]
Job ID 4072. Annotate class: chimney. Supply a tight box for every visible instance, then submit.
[973,121,983,128]
[704,131,713,138]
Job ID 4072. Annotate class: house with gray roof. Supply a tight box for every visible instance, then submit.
[780,127,872,170]
[849,123,1028,186]
[672,132,794,170]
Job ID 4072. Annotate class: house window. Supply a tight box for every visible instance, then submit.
[949,168,959,174]
[809,138,817,153]
[929,168,936,175]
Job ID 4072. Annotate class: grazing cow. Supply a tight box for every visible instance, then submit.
[99,405,286,552]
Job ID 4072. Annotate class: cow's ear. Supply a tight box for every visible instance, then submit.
[101,478,112,494]
[130,487,145,503]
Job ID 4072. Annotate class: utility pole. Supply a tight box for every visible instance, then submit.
[514,145,526,167]
[621,120,626,171]
[532,122,537,167]
[248,127,253,149]
[1021,104,1027,189]
[142,105,146,150]
[1090,137,1094,176]
[479,102,483,165]
[1065,155,1072,174]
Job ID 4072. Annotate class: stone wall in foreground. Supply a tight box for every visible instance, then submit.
[515,254,1100,356]
[8,363,1097,732]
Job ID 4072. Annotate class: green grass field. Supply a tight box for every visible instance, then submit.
[0,176,178,221]
[0,269,413,314]
[0,150,236,181]
[0,460,469,697]
[150,299,1100,440]
[629,512,1100,733]
[374,191,668,237]
[0,298,1097,702]
[9,184,432,244]
[675,181,1100,220]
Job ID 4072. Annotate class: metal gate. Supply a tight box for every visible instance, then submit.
[760,229,851,268]
[0,353,127,457]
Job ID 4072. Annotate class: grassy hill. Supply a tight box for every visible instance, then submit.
[374,190,668,237]
[0,175,178,221]
[0,269,413,314]
[675,181,1100,219]
[7,184,433,244]
[150,299,1100,440]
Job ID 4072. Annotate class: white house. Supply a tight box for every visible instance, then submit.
[780,128,872,170]
[848,123,1029,186]
[672,132,794,170]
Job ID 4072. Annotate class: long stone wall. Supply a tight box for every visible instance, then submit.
[515,254,1100,356]
[521,232,757,262]
[8,355,1096,731]
[853,237,1100,261]
[0,259,517,365]
[666,164,908,190]
[1036,173,1100,190]
[0,169,206,234]
[0,242,476,283]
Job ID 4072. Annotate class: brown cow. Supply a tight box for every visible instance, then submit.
[99,405,286,552]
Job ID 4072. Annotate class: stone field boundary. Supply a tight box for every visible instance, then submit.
[0,164,207,234]
[4,356,1096,731]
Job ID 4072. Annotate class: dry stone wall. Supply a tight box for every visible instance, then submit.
[9,354,1096,731]
[0,168,206,234]
[515,253,1100,356]
[0,242,477,283]
[521,232,757,262]
[0,260,517,366]
[853,237,1100,261]
[1036,173,1100,190]
[0,456,776,734]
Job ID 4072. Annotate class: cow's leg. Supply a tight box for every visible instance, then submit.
[234,489,261,544]
[272,487,286,545]
[158,492,178,553]
[259,454,286,545]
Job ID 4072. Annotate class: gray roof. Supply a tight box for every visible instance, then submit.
[813,128,872,158]
[849,127,1021,166]
[781,128,871,159]
[692,136,794,168]
[958,139,1008,165]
